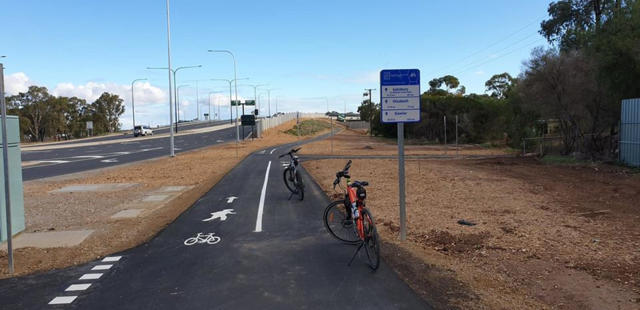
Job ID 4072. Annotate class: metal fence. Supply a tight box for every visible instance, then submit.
[620,98,640,167]
[255,113,325,137]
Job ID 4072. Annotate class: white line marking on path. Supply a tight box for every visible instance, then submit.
[102,256,122,262]
[49,296,77,305]
[66,284,91,291]
[270,148,277,154]
[254,161,271,232]
[141,147,163,152]
[226,196,238,203]
[72,155,104,159]
[91,264,113,271]
[100,159,118,163]
[79,273,103,280]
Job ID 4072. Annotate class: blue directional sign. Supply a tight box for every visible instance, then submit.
[380,69,421,123]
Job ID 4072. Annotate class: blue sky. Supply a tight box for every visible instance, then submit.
[2,0,552,128]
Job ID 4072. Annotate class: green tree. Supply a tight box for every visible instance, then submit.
[7,86,52,141]
[485,73,514,99]
[90,92,125,133]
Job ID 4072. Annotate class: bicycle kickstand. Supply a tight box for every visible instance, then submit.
[347,241,365,266]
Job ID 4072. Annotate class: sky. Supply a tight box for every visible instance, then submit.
[1,0,552,129]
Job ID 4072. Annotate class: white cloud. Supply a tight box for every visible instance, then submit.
[4,72,33,95]
[52,81,166,105]
[475,70,485,75]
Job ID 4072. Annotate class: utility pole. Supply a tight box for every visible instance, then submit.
[364,88,376,136]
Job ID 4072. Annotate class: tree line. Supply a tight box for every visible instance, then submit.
[360,0,639,160]
[5,86,125,142]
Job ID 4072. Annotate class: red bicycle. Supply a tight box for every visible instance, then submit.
[323,160,380,270]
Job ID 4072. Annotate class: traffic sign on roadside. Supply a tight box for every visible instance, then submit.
[244,100,256,106]
[231,100,241,106]
[380,69,421,123]
[380,68,420,242]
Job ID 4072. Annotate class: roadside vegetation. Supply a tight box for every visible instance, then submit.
[5,86,125,142]
[285,119,331,136]
[359,0,640,163]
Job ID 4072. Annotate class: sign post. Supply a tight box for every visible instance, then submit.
[0,62,14,273]
[380,69,420,241]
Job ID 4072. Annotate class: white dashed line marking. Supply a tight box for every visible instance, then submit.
[254,161,271,233]
[91,264,113,271]
[49,296,77,304]
[66,284,91,291]
[79,273,103,280]
[72,155,104,159]
[102,256,122,262]
[270,148,277,154]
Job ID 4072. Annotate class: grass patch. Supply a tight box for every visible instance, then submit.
[286,119,331,136]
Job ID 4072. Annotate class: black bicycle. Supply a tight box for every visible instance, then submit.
[279,148,304,200]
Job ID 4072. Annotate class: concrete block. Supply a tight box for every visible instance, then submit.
[0,230,94,250]
[51,183,138,193]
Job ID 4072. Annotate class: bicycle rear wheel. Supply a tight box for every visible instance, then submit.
[283,167,296,193]
[323,200,359,244]
[295,170,304,201]
[361,208,380,270]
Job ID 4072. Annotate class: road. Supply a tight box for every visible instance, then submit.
[21,123,251,181]
[27,120,232,146]
[0,141,430,309]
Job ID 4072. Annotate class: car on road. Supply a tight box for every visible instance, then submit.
[133,125,153,137]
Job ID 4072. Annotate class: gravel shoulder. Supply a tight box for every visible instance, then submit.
[302,130,640,309]
[0,118,331,278]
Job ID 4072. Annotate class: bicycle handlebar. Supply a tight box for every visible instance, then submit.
[279,147,301,158]
[333,160,352,189]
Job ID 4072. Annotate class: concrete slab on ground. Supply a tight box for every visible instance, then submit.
[110,209,144,219]
[142,194,170,202]
[156,186,192,192]
[0,230,94,250]
[51,183,138,193]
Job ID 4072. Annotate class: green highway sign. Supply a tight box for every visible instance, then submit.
[245,100,256,106]
[231,100,241,106]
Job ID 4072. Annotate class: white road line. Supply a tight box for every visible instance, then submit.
[72,155,104,159]
[66,284,91,291]
[254,161,272,232]
[49,296,77,305]
[102,256,122,262]
[79,273,103,280]
[91,264,113,271]
[270,148,277,154]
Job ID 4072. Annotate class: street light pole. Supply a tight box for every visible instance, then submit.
[131,78,147,130]
[164,0,175,157]
[148,65,201,133]
[210,77,248,143]
[208,50,239,143]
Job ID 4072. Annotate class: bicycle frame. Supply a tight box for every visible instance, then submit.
[340,179,367,241]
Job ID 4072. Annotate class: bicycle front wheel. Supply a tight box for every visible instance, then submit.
[361,208,380,270]
[323,200,359,244]
[295,170,304,201]
[283,167,296,193]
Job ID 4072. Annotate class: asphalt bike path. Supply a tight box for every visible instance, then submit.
[0,139,430,309]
